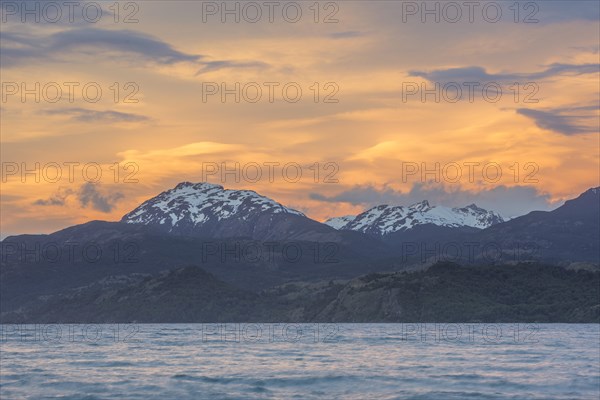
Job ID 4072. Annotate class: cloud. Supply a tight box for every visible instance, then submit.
[44,108,149,123]
[535,2,600,23]
[1,26,270,74]
[310,183,554,218]
[33,187,73,206]
[329,31,365,39]
[409,63,600,84]
[0,1,117,26]
[78,182,124,212]
[119,141,244,160]
[34,183,123,212]
[516,106,599,136]
[311,185,401,205]
[363,1,599,25]
[1,28,201,68]
[403,64,600,103]
[195,60,270,76]
[0,194,25,202]
[0,32,44,67]
[51,28,201,64]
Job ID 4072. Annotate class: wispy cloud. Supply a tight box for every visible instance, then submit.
[410,63,600,84]
[1,28,201,68]
[44,108,149,123]
[516,105,599,136]
[33,187,72,207]
[1,27,268,73]
[1,0,117,26]
[195,60,270,76]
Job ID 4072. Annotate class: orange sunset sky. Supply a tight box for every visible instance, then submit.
[1,0,599,238]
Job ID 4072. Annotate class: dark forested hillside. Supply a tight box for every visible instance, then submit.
[3,262,598,323]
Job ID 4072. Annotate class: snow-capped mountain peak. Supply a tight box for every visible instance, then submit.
[324,201,504,235]
[122,182,304,231]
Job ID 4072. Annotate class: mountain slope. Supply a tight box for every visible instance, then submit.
[1,266,261,323]
[474,187,600,263]
[311,263,600,323]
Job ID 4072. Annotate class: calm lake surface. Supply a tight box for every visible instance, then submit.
[1,323,599,399]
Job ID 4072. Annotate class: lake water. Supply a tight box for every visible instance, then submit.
[1,324,598,399]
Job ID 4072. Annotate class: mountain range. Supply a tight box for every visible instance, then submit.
[120,182,505,240]
[118,182,599,265]
[120,182,387,251]
[1,183,598,322]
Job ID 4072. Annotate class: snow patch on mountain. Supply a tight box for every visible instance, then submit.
[324,215,355,230]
